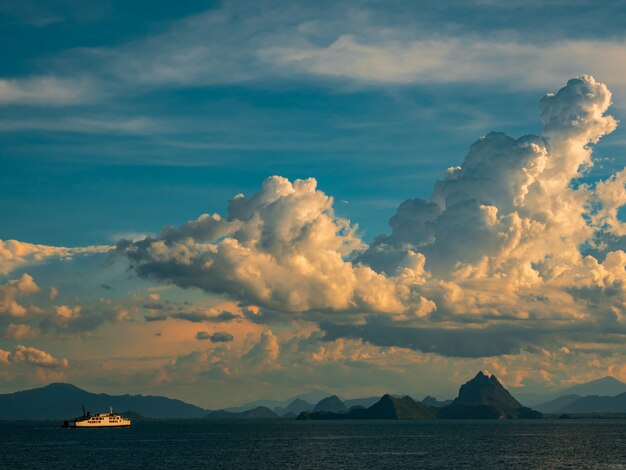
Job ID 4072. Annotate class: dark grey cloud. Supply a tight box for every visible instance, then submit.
[319,316,626,358]
[196,331,234,342]
[144,312,168,322]
[143,302,168,310]
[143,308,239,323]
[215,311,238,322]
[38,308,119,334]
[171,312,212,323]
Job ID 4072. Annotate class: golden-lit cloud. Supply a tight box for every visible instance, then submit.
[1,76,624,405]
[116,76,625,361]
[4,324,39,341]
[0,344,68,369]
[0,274,40,317]
[118,176,420,314]
[0,239,112,275]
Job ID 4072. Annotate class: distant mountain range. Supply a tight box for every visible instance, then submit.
[557,393,626,414]
[536,392,626,414]
[534,394,582,413]
[224,389,332,413]
[561,376,626,397]
[0,383,207,420]
[225,377,626,417]
[224,391,380,414]
[298,395,437,420]
[298,372,542,420]
[534,377,626,414]
[524,376,626,407]
[206,406,279,420]
[3,374,626,420]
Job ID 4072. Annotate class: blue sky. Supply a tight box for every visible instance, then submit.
[0,0,625,406]
[2,0,625,246]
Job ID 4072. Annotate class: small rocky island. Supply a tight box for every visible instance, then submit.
[297,372,542,420]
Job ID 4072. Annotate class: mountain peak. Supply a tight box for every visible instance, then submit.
[455,371,521,409]
[472,371,502,382]
[313,395,346,413]
[561,375,626,398]
[42,383,84,391]
[288,398,310,406]
[596,376,623,384]
[437,372,542,419]
[360,394,436,419]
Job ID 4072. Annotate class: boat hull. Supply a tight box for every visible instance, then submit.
[68,422,131,428]
[62,410,131,428]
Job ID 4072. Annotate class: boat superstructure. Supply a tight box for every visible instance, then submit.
[63,406,131,428]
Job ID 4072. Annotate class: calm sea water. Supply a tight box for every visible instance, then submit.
[1,419,625,469]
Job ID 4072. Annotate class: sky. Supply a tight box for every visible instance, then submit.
[0,0,625,408]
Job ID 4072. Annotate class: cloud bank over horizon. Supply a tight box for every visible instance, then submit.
[1,75,625,407]
[115,75,625,359]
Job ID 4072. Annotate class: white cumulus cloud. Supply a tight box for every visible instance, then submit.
[118,176,424,314]
[119,76,626,357]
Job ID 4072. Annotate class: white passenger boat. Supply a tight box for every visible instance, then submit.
[63,406,131,428]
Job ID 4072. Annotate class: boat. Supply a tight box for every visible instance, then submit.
[62,406,131,428]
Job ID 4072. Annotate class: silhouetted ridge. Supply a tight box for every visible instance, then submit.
[422,395,452,408]
[362,394,436,419]
[119,410,149,421]
[297,394,435,420]
[560,376,626,398]
[343,397,380,409]
[531,376,626,412]
[275,398,312,416]
[534,394,582,413]
[557,392,626,414]
[0,383,207,419]
[42,383,84,391]
[206,406,279,419]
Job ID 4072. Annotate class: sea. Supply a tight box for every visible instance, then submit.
[1,419,625,469]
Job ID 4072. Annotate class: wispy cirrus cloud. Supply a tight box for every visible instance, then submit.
[4,1,626,109]
[262,37,626,90]
[0,76,99,106]
[0,116,163,134]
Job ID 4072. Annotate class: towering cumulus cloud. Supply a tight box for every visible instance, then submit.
[119,76,625,357]
[118,177,420,314]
